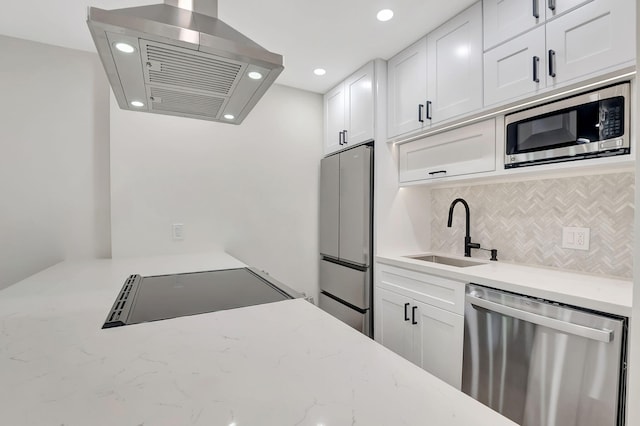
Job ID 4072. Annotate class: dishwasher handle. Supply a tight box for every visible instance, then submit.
[469,296,613,343]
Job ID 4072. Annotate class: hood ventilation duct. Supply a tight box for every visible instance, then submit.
[87,0,284,124]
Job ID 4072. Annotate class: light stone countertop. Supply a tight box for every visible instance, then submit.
[0,252,517,426]
[377,253,632,317]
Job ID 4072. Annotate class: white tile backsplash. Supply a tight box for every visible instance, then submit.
[431,172,634,278]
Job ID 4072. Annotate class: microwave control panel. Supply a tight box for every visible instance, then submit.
[599,98,624,140]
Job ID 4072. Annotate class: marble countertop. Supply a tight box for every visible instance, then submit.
[377,252,632,317]
[0,252,517,426]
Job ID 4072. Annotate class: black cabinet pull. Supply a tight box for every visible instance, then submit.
[532,56,540,83]
[338,131,344,145]
[428,170,447,176]
[411,306,418,325]
[426,101,432,120]
[548,49,556,78]
[533,0,539,18]
[418,104,424,123]
[343,129,348,144]
[404,303,410,321]
[548,0,556,11]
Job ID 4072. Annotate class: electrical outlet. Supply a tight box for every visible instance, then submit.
[562,227,590,251]
[172,223,184,241]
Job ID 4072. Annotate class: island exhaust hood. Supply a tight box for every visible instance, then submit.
[87,0,284,124]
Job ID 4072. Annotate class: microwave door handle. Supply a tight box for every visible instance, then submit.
[469,296,613,343]
[532,56,540,83]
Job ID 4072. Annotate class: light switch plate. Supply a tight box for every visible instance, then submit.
[562,227,590,250]
[172,223,184,241]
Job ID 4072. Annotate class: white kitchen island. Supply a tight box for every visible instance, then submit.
[0,252,517,426]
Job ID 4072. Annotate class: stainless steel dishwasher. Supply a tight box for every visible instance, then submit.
[462,283,627,426]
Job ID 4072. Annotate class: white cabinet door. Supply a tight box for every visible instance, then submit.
[427,2,483,124]
[399,119,496,183]
[483,0,545,50]
[377,288,414,361]
[345,61,375,146]
[546,0,592,18]
[387,38,428,139]
[324,84,346,155]
[484,26,547,106]
[413,300,464,389]
[545,0,635,87]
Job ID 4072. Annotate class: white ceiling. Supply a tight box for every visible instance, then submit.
[0,0,476,94]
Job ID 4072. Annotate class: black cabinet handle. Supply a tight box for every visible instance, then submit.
[426,101,432,120]
[428,170,447,176]
[548,0,556,11]
[338,131,344,145]
[418,104,424,123]
[404,303,410,321]
[548,49,556,78]
[533,0,539,18]
[343,129,348,144]
[532,56,540,83]
[411,306,418,325]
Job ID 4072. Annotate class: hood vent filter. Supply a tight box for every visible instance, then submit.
[87,1,284,124]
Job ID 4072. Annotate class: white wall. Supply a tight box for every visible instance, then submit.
[627,7,640,425]
[110,84,323,299]
[0,36,111,290]
[374,139,431,256]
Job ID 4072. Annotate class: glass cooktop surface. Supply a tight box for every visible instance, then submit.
[103,268,294,328]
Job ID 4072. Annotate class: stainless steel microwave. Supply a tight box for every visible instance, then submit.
[505,83,630,168]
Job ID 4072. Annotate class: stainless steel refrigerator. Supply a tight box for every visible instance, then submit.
[318,144,373,337]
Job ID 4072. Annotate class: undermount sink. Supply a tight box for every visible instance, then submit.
[404,255,485,268]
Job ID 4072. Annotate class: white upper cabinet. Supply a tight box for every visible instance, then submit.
[483,0,545,50]
[387,2,483,139]
[484,0,635,107]
[546,0,592,18]
[344,63,375,146]
[387,38,428,139]
[324,61,376,155]
[426,2,483,124]
[324,85,346,155]
[399,119,496,184]
[484,26,547,106]
[545,0,636,87]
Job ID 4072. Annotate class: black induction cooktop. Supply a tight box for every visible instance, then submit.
[103,267,301,328]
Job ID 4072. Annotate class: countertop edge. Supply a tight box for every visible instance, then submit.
[375,254,632,317]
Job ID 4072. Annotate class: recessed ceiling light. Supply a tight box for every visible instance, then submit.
[376,9,394,22]
[223,114,235,120]
[248,71,263,80]
[114,42,136,53]
[313,68,326,76]
[130,100,144,107]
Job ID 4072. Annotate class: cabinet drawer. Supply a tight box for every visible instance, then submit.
[320,259,369,310]
[399,119,496,183]
[376,264,465,315]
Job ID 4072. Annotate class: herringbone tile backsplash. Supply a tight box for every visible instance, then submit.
[431,173,634,278]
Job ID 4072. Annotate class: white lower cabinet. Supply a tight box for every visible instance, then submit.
[375,263,465,389]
